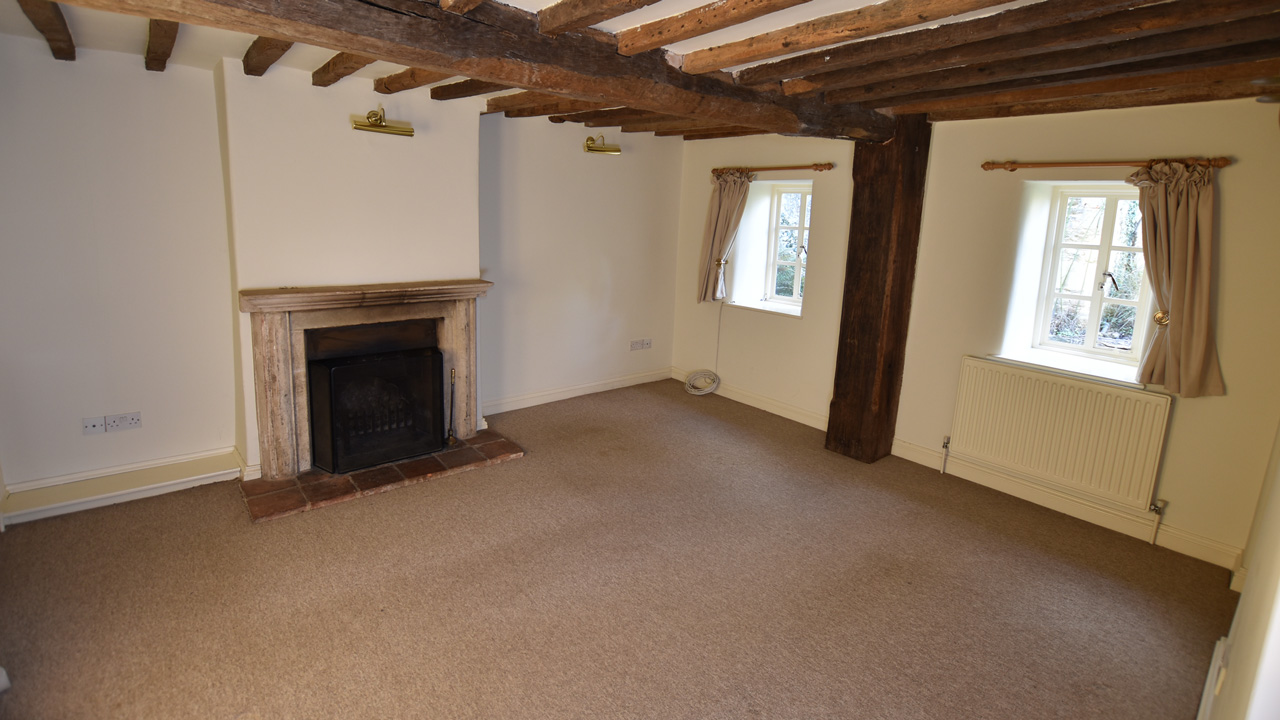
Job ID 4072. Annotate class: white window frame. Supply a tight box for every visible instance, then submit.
[763,184,812,306]
[1033,184,1152,366]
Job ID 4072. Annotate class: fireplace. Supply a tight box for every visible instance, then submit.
[307,320,444,474]
[239,279,492,481]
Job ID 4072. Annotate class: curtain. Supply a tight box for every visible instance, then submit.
[696,170,754,303]
[1126,161,1225,397]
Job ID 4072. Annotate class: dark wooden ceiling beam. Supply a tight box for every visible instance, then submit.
[680,0,1013,75]
[653,124,745,136]
[431,79,512,100]
[849,39,1280,109]
[15,0,76,60]
[503,98,614,117]
[617,0,812,57]
[584,110,671,127]
[144,18,178,71]
[440,0,484,15]
[55,0,891,139]
[786,0,1280,96]
[547,107,646,124]
[928,80,1280,121]
[824,15,1280,106]
[621,117,723,133]
[242,36,293,76]
[682,129,769,140]
[312,52,375,87]
[375,67,455,94]
[538,0,663,36]
[890,58,1280,115]
[735,0,1167,87]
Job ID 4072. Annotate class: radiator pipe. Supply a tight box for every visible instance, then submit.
[1149,499,1168,545]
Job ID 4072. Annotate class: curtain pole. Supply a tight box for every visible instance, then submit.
[711,162,834,176]
[981,157,1231,172]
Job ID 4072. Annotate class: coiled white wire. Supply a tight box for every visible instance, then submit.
[685,300,725,396]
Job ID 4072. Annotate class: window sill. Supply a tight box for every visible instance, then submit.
[724,298,802,318]
[994,349,1143,388]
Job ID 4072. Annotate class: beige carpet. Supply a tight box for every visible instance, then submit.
[0,380,1237,719]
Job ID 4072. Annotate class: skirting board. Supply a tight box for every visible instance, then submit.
[481,368,675,416]
[892,438,1244,573]
[2,449,242,526]
[8,447,240,493]
[670,367,828,431]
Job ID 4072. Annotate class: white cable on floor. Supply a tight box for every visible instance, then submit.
[686,300,726,396]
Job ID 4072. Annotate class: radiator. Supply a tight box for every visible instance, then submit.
[949,356,1171,514]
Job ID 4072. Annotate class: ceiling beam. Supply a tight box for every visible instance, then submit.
[431,79,512,100]
[617,0,812,57]
[681,128,769,140]
[538,0,663,36]
[889,58,1280,115]
[312,52,375,87]
[57,0,892,140]
[242,36,293,76]
[15,0,75,61]
[144,19,178,71]
[785,0,1280,96]
[823,16,1280,106]
[680,0,1011,75]
[547,107,651,124]
[440,0,485,15]
[846,39,1280,110]
[927,80,1280,121]
[375,67,455,94]
[620,117,723,133]
[503,98,614,118]
[583,110,669,127]
[735,0,1166,87]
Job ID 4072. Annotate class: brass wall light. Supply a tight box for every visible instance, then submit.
[353,106,414,137]
[584,134,621,155]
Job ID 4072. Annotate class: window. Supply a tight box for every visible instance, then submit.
[724,179,814,317]
[765,185,812,306]
[1034,186,1151,366]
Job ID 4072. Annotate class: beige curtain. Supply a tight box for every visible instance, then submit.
[1126,161,1225,397]
[697,170,755,303]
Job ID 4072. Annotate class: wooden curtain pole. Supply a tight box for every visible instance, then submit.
[712,162,834,175]
[981,157,1231,172]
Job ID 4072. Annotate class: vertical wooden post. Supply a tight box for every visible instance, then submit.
[826,114,932,463]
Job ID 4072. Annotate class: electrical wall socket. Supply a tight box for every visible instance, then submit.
[105,411,141,432]
[630,338,653,351]
[83,417,106,435]
[642,338,652,349]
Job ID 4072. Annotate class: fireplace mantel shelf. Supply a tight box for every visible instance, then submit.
[239,279,493,313]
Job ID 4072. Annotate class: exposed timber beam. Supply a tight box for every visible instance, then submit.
[682,129,768,140]
[620,117,718,133]
[431,79,512,100]
[823,16,1280,106]
[375,67,454,94]
[853,39,1280,109]
[486,91,564,113]
[16,0,75,60]
[735,0,1167,87]
[681,0,1011,75]
[312,52,375,87]
[503,98,613,118]
[785,0,1280,96]
[242,36,293,76]
[890,58,1280,115]
[584,110,669,127]
[617,0,812,56]
[654,124,745,136]
[440,0,484,15]
[57,0,892,140]
[826,114,932,464]
[538,0,662,36]
[547,107,646,124]
[144,18,178,71]
[928,80,1280,121]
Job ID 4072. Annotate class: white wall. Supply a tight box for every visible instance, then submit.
[670,136,856,429]
[896,98,1280,564]
[217,59,484,467]
[0,38,235,487]
[476,117,682,414]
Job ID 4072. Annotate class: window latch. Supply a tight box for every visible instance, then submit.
[1099,272,1119,293]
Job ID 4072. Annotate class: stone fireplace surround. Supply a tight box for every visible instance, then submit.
[239,279,492,481]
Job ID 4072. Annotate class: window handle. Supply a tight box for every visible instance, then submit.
[1100,272,1119,293]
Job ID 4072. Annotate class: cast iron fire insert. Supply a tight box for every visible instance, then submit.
[307,320,444,474]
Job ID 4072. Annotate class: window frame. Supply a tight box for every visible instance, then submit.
[1032,184,1152,366]
[763,183,812,306]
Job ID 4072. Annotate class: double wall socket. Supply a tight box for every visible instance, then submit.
[629,338,653,351]
[106,412,142,432]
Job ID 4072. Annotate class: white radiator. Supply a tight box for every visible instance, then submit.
[949,356,1171,515]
